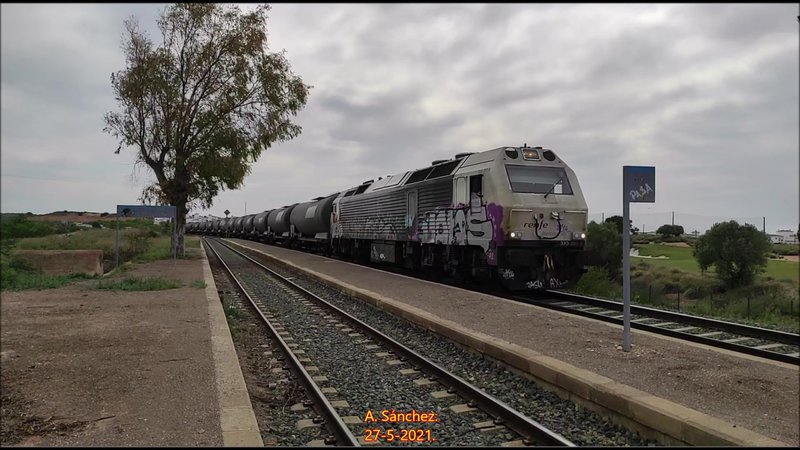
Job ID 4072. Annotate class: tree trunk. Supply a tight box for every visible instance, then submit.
[174,201,187,257]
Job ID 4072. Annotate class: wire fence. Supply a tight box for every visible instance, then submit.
[627,281,799,329]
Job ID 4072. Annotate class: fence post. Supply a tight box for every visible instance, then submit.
[747,295,750,319]
[677,290,681,312]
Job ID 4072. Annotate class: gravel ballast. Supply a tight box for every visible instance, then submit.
[222,241,657,446]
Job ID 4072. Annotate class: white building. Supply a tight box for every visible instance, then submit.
[773,230,799,244]
[186,213,220,223]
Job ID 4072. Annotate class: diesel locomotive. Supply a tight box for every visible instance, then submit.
[189,145,589,290]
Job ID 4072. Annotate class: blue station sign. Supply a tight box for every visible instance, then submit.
[116,204,176,219]
[623,166,655,203]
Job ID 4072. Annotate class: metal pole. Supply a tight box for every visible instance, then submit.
[115,214,120,269]
[672,211,674,226]
[601,212,604,223]
[762,217,765,234]
[623,192,631,352]
[173,217,176,266]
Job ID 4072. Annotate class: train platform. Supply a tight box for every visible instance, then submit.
[0,244,261,446]
[227,238,798,447]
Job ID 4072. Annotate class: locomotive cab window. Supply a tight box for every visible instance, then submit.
[470,174,482,196]
[469,174,483,211]
[505,165,572,195]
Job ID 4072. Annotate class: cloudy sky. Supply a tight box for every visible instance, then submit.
[2,4,798,233]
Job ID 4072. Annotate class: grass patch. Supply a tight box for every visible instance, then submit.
[190,280,207,289]
[633,243,799,283]
[633,244,700,272]
[765,259,799,283]
[96,277,183,291]
[185,236,201,248]
[0,272,90,291]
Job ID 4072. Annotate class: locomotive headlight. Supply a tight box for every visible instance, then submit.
[522,149,540,160]
[510,231,522,239]
[574,232,586,240]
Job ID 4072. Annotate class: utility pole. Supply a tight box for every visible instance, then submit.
[671,211,674,226]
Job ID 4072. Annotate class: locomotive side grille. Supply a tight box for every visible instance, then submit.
[339,178,453,240]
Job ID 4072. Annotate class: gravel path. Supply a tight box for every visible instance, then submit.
[0,258,222,446]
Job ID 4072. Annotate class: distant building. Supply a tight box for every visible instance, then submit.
[186,213,220,223]
[773,230,799,244]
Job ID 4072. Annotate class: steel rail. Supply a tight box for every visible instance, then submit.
[204,238,360,447]
[214,237,575,447]
[514,292,799,365]
[548,290,798,345]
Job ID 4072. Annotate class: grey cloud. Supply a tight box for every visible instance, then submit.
[1,4,797,231]
[675,4,796,43]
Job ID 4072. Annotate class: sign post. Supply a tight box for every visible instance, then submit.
[622,166,655,352]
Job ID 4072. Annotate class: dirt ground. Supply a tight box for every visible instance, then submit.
[0,257,222,446]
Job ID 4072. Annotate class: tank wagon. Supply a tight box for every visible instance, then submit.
[192,145,588,290]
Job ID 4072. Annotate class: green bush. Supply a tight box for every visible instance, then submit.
[0,216,56,239]
[584,221,622,280]
[573,266,621,299]
[772,243,799,256]
[694,221,771,288]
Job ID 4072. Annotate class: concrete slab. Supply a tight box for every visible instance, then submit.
[201,244,263,447]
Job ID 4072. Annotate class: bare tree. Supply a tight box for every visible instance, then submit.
[104,3,310,254]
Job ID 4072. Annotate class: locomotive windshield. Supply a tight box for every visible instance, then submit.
[505,165,573,194]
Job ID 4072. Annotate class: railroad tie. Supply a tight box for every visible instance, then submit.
[550,301,574,307]
[752,343,786,350]
[648,322,675,328]
[695,331,724,338]
[722,337,752,344]
[670,326,696,333]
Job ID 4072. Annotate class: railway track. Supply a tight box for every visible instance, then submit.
[204,237,576,447]
[516,291,800,366]
[220,237,799,367]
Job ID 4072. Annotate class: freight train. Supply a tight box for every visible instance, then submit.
[189,145,588,290]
